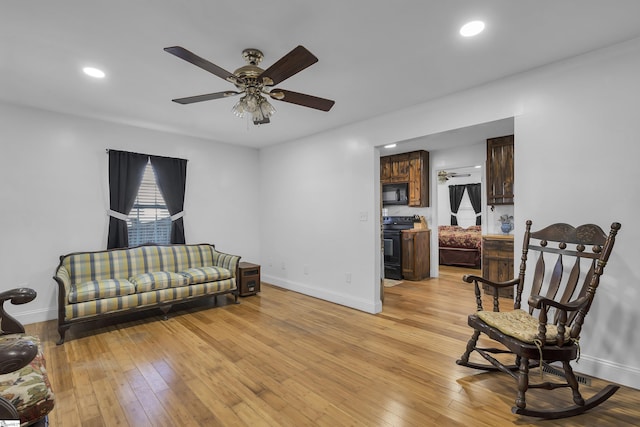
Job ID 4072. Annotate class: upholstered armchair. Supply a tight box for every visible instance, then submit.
[0,288,54,426]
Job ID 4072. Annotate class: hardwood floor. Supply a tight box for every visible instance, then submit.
[27,265,640,426]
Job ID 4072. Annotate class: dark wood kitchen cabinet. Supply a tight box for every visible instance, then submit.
[380,153,410,183]
[481,234,514,298]
[381,150,429,207]
[408,150,429,207]
[486,135,514,205]
[401,229,431,280]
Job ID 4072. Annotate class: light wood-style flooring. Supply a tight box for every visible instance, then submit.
[27,266,640,426]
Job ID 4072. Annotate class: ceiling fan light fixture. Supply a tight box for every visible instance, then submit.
[232,98,246,117]
[259,97,276,117]
[232,93,276,124]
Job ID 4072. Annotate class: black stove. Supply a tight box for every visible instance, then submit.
[382,216,419,279]
[383,215,419,230]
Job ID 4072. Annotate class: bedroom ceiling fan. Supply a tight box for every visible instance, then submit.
[164,45,335,125]
[438,170,471,184]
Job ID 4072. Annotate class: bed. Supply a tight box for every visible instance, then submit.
[438,225,482,268]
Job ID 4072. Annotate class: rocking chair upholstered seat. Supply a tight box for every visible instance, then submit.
[0,288,55,426]
[457,220,621,419]
[476,309,572,344]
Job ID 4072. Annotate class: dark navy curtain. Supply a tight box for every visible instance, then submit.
[466,183,482,225]
[107,150,148,249]
[448,185,466,226]
[150,155,188,244]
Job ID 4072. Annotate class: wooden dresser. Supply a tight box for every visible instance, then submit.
[481,234,514,298]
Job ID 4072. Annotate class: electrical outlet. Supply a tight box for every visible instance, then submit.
[304,265,309,275]
[281,262,286,270]
[345,272,351,283]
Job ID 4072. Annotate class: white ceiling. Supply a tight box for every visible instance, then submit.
[3,1,640,149]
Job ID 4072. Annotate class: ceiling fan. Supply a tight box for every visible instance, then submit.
[164,45,335,125]
[438,170,471,184]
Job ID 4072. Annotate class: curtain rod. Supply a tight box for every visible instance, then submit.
[105,149,188,161]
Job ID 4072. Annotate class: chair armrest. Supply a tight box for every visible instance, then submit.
[463,275,520,312]
[528,295,589,312]
[0,287,36,306]
[528,295,590,345]
[0,396,19,421]
[0,288,36,334]
[463,274,519,289]
[0,336,38,374]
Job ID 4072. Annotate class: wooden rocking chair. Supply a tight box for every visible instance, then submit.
[456,220,621,419]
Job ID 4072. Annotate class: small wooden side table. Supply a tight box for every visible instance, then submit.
[238,262,261,297]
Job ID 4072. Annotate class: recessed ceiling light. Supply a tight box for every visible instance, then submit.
[460,20,485,37]
[384,144,397,149]
[83,67,105,78]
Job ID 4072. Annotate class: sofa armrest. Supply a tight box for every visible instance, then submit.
[212,250,241,278]
[53,265,71,302]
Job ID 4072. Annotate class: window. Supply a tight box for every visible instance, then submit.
[108,150,187,249]
[126,159,171,246]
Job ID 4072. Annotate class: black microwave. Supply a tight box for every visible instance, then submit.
[382,183,409,205]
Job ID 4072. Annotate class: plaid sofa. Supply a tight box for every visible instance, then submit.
[53,244,240,344]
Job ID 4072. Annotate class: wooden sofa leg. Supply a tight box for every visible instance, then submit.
[159,305,171,320]
[56,325,70,345]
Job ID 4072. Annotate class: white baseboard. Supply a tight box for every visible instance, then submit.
[574,354,640,390]
[14,307,57,326]
[262,274,381,314]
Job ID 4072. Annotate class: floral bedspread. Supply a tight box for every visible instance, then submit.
[438,225,482,250]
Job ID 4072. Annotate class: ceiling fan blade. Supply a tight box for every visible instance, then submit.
[164,46,239,84]
[269,89,335,111]
[259,46,318,86]
[172,91,240,105]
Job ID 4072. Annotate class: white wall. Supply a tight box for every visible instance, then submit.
[259,135,380,312]
[0,102,260,323]
[259,37,640,388]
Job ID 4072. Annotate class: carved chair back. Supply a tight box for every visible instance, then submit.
[513,220,621,341]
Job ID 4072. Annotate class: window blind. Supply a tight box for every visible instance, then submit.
[127,159,171,246]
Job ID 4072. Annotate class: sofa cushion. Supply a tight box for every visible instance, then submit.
[180,266,232,285]
[69,279,135,303]
[129,271,188,292]
[0,334,55,425]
